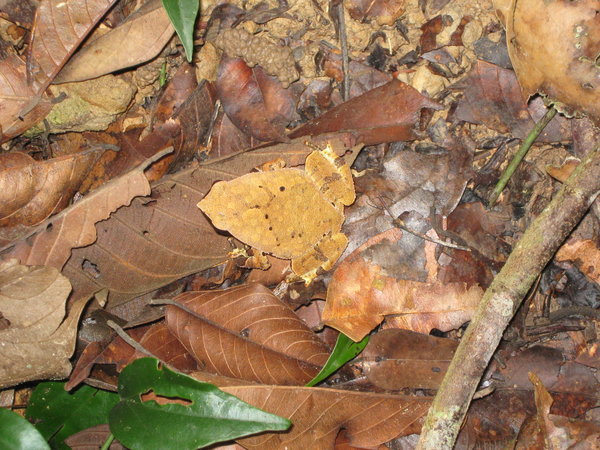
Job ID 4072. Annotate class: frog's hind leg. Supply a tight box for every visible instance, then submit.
[291,232,348,284]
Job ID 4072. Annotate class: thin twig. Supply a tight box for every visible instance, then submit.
[334,1,350,101]
[149,298,205,321]
[106,320,161,360]
[488,106,557,206]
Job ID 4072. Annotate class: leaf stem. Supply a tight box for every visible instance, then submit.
[100,432,114,450]
[488,106,557,206]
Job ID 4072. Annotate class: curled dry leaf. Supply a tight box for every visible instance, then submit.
[0,147,105,243]
[0,149,171,271]
[55,0,174,83]
[345,0,406,26]
[216,56,297,142]
[291,79,442,145]
[0,259,89,388]
[501,0,600,125]
[166,283,330,385]
[323,228,483,341]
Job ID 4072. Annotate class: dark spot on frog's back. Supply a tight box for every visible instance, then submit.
[279,186,285,191]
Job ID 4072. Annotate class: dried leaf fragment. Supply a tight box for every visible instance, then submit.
[0,259,89,388]
[199,145,355,282]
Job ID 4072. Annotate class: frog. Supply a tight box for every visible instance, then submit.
[198,143,355,283]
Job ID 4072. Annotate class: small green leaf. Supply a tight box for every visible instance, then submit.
[109,358,291,450]
[306,332,369,387]
[26,382,119,450]
[0,408,50,450]
[161,0,199,62]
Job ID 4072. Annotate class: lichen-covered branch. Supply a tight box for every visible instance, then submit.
[416,145,600,449]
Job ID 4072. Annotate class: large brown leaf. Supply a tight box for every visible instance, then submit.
[0,259,89,388]
[49,137,355,308]
[345,0,405,26]
[0,149,171,270]
[220,385,429,449]
[323,228,483,341]
[55,0,174,83]
[166,283,330,385]
[290,79,442,145]
[0,147,105,244]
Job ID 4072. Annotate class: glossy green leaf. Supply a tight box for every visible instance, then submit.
[161,0,199,62]
[26,382,118,450]
[109,358,291,450]
[0,408,50,450]
[306,332,369,387]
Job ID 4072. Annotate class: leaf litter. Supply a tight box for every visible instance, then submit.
[0,0,599,447]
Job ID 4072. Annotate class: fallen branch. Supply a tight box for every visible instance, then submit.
[416,145,600,448]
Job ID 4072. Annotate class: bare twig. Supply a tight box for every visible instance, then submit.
[417,145,600,448]
[106,320,161,361]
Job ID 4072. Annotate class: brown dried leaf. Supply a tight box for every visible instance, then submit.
[0,149,171,270]
[452,60,571,142]
[361,329,458,390]
[0,147,105,232]
[28,0,117,88]
[216,56,296,142]
[291,80,442,145]
[323,228,483,341]
[345,0,405,26]
[221,385,429,449]
[55,0,174,83]
[556,239,600,284]
[166,283,330,385]
[0,55,52,142]
[503,0,600,125]
[0,259,90,388]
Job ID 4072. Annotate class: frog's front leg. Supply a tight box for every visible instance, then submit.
[291,232,348,284]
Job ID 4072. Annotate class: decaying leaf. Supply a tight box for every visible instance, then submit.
[501,0,600,124]
[0,147,105,238]
[166,283,330,385]
[0,259,89,388]
[323,228,483,341]
[199,144,355,282]
[556,239,600,285]
[55,0,174,83]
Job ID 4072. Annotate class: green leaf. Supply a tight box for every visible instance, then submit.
[0,408,50,450]
[161,0,199,62]
[305,332,369,387]
[109,358,291,450]
[26,382,119,450]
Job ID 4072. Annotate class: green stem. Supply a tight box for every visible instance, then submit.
[488,106,557,206]
[100,433,115,450]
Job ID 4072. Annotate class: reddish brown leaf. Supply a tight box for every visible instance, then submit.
[323,228,483,341]
[55,0,174,83]
[345,0,405,26]
[360,329,458,390]
[0,147,105,239]
[166,283,330,385]
[65,424,124,450]
[210,110,262,160]
[291,80,442,145]
[216,56,296,142]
